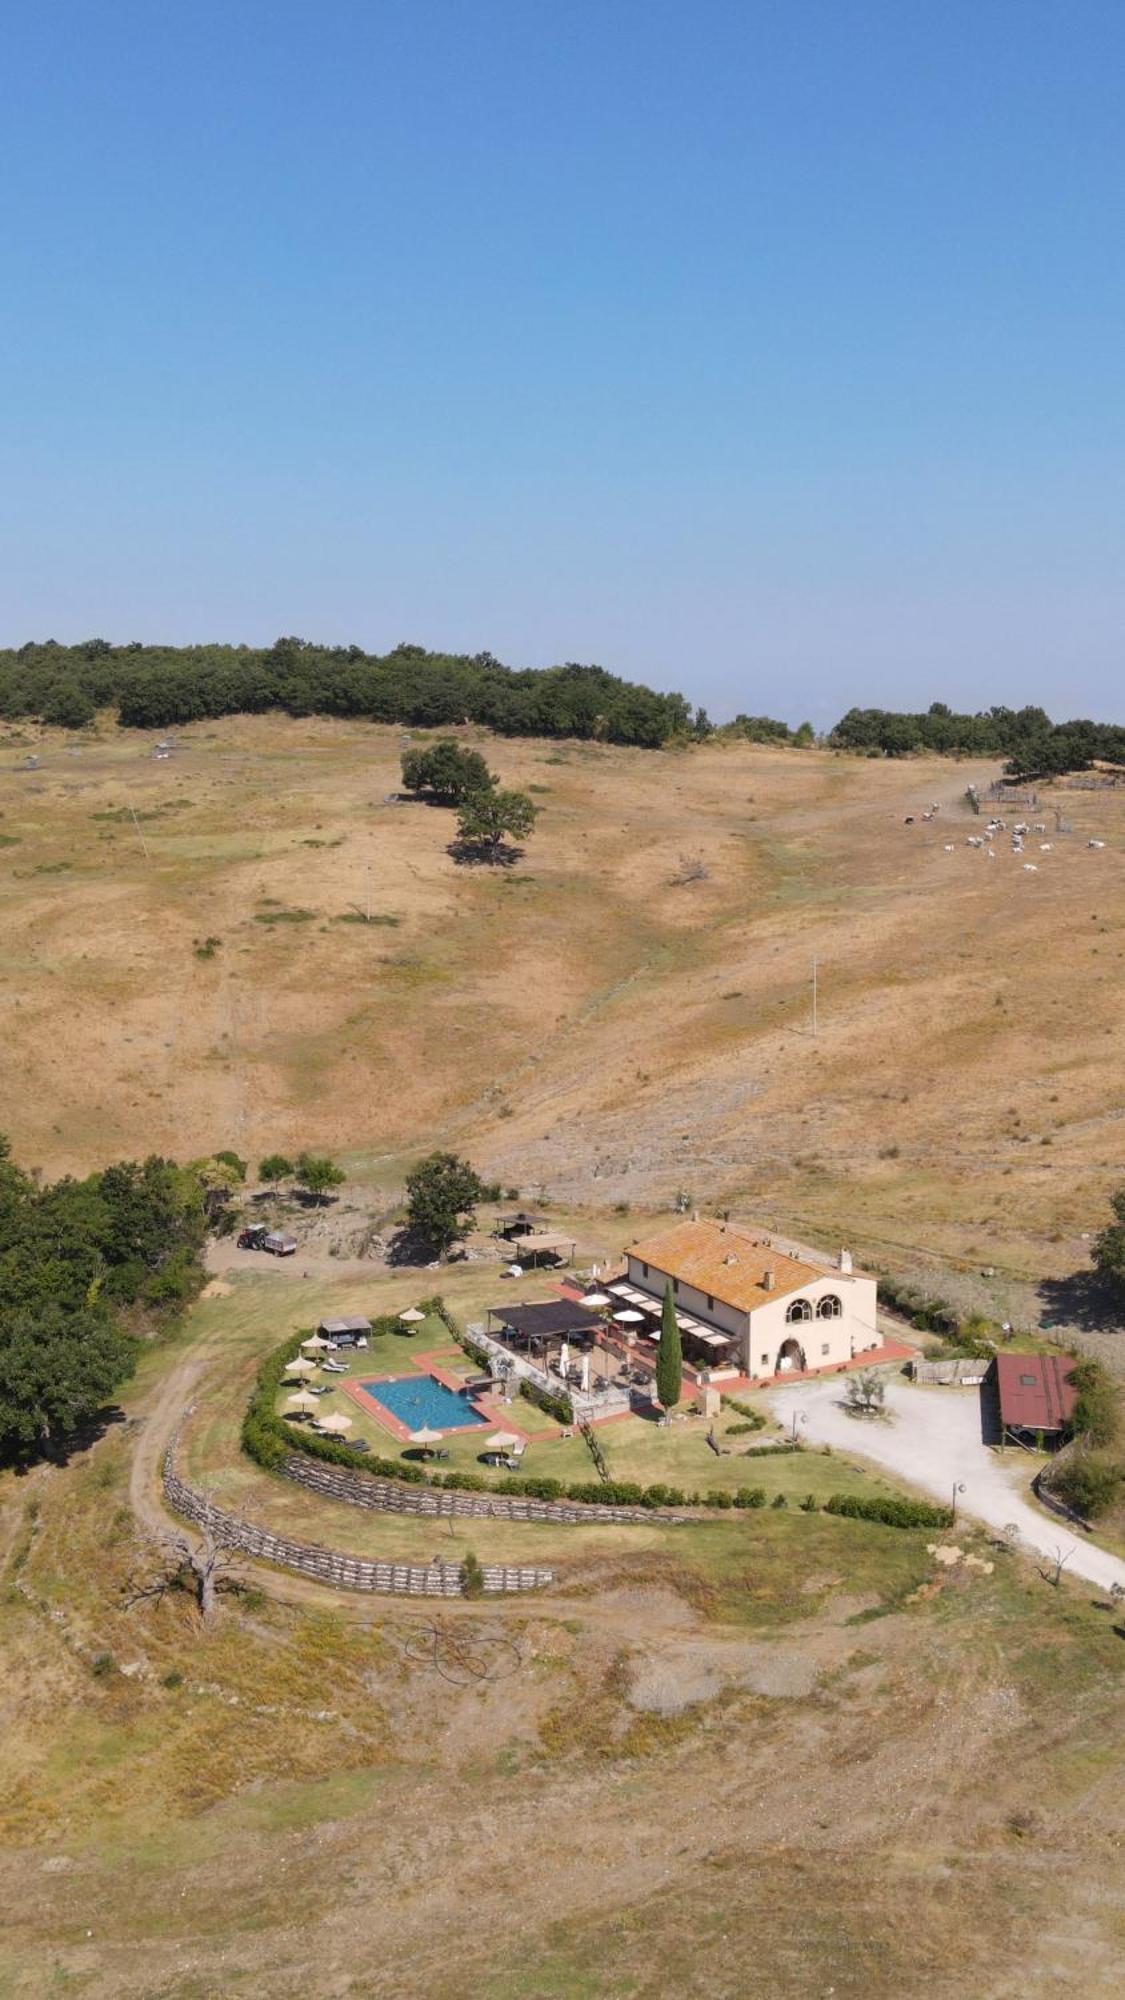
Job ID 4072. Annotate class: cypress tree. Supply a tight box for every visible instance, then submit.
[656,1279,682,1417]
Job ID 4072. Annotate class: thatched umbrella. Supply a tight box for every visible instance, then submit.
[408,1426,444,1458]
[316,1411,354,1435]
[300,1334,328,1354]
[486,1431,521,1452]
[284,1356,317,1380]
[399,1307,426,1325]
[284,1389,319,1417]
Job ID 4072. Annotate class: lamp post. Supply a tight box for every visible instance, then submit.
[951,1480,966,1520]
[791,1409,807,1444]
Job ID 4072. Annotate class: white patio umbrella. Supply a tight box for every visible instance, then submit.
[580,1291,611,1308]
[559,1339,571,1377]
[300,1334,328,1353]
[284,1356,317,1380]
[316,1411,353,1435]
[284,1389,319,1416]
[580,1353,592,1394]
[399,1306,426,1324]
[409,1426,444,1457]
[486,1430,521,1451]
[612,1309,644,1324]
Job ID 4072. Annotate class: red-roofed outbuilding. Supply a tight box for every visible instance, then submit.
[995,1352,1078,1442]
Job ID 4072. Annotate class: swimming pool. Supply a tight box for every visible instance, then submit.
[360,1374,486,1432]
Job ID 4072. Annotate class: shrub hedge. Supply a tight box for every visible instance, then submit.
[241,1329,937,1524]
[824,1492,952,1529]
[723,1396,766,1427]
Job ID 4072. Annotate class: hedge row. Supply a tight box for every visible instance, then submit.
[723,1396,767,1428]
[241,1331,950,1529]
[824,1492,953,1529]
[241,1332,429,1483]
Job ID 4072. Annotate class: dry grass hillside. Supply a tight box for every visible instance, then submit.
[2,714,1124,1290]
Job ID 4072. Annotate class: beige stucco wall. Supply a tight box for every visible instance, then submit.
[747,1274,880,1376]
[625,1254,879,1377]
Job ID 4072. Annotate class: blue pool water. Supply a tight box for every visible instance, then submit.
[362,1374,486,1430]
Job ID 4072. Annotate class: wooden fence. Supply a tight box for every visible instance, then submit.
[279,1452,685,1524]
[162,1448,554,1598]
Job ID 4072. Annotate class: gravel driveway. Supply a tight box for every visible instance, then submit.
[770,1374,1125,1596]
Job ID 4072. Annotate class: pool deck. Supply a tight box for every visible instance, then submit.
[341,1353,536,1444]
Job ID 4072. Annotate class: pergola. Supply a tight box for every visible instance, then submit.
[504,1231,577,1267]
[486,1299,604,1367]
[604,1281,735,1361]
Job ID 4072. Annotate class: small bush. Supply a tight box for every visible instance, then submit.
[799,1493,820,1512]
[771,1493,788,1509]
[733,1485,767,1509]
[90,1652,116,1679]
[162,1669,184,1689]
[461,1551,486,1599]
[1046,1452,1122,1520]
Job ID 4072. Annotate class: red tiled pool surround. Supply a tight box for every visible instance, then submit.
[341,1359,533,1444]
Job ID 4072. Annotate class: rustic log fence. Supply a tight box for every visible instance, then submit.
[278,1451,687,1524]
[162,1447,554,1598]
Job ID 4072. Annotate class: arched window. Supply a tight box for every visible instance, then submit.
[786,1298,813,1322]
[817,1294,842,1319]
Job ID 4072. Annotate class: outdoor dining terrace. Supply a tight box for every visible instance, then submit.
[471,1300,637,1422]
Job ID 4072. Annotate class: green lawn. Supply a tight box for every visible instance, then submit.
[178,1267,918,1570]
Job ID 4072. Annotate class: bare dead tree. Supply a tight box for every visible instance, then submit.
[125,1499,242,1621]
[1040,1543,1073,1589]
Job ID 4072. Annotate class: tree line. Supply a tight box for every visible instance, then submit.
[0,1139,209,1464]
[829,702,1125,779]
[7,635,1123,779]
[0,637,696,749]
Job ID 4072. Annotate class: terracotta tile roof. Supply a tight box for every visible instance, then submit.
[995,1352,1079,1433]
[627,1219,826,1312]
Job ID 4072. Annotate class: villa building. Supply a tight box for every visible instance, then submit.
[612,1216,880,1381]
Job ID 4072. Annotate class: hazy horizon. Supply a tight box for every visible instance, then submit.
[3,1,1123,729]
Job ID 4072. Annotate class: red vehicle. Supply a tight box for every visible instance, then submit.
[237,1224,268,1250]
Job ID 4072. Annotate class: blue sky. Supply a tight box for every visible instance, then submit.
[2,1,1122,724]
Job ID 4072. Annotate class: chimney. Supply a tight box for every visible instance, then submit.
[762,1267,775,1291]
[838,1248,853,1274]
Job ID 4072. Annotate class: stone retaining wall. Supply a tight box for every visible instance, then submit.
[162,1451,554,1597]
[280,1452,685,1525]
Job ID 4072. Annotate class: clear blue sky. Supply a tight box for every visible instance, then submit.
[2,1,1122,724]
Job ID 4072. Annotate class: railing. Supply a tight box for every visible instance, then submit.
[467,1324,632,1422]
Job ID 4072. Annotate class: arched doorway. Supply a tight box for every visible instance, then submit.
[775,1335,807,1374]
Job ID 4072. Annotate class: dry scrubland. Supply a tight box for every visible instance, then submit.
[2,713,1125,1297]
[3,1309,1125,2000]
[3,716,1125,1996]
